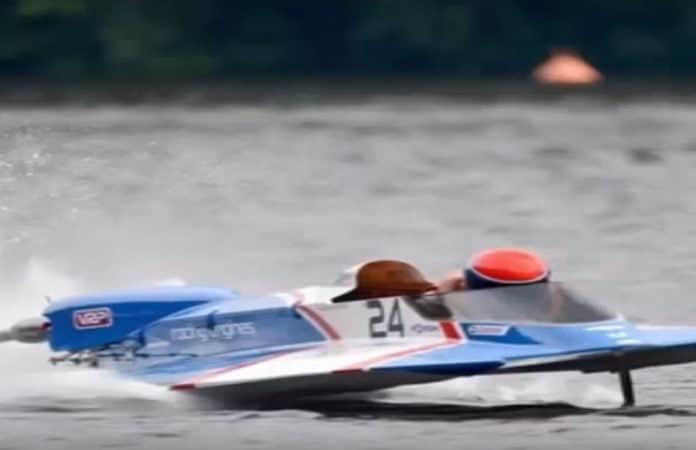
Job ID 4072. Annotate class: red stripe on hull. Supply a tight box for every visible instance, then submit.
[291,290,341,340]
[170,349,304,390]
[296,304,341,340]
[334,340,456,373]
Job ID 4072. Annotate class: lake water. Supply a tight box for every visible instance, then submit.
[2,85,696,449]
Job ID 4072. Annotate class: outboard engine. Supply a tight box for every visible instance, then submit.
[41,286,237,352]
[0,317,50,344]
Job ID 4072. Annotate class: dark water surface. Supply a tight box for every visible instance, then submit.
[2,87,696,449]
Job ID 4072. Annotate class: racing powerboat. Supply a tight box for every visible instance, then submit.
[3,259,696,406]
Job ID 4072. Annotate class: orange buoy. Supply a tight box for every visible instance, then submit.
[532,49,603,85]
[465,248,550,289]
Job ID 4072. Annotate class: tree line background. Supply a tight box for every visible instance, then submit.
[2,0,696,80]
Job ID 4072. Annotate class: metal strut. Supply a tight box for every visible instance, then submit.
[619,370,635,407]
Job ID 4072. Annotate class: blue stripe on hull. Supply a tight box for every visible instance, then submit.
[115,298,327,383]
[125,344,317,385]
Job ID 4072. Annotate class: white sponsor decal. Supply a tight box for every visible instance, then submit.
[467,324,510,336]
[170,322,256,342]
[586,325,625,331]
[73,307,113,329]
[616,339,642,345]
[607,331,629,339]
[411,323,440,334]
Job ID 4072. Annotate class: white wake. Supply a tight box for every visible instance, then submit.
[0,260,179,407]
[382,372,623,408]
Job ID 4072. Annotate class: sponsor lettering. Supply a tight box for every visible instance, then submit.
[73,308,113,329]
[410,323,440,334]
[466,324,510,336]
[170,322,256,342]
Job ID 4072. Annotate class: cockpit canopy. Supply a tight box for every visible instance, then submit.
[332,260,437,302]
[329,261,615,324]
[409,282,617,324]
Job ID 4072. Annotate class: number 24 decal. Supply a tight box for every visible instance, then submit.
[366,299,404,338]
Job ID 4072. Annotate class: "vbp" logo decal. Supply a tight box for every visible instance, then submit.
[73,308,113,329]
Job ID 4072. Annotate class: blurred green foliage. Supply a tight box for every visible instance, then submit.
[2,0,696,79]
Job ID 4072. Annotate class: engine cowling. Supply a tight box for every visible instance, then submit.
[42,286,237,352]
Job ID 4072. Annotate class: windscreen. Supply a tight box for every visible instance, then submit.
[442,282,617,324]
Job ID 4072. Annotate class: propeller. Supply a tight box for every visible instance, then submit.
[0,317,49,344]
[0,329,11,343]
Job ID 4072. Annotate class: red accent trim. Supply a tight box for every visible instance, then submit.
[169,348,304,390]
[334,340,455,373]
[291,290,341,341]
[290,290,306,306]
[439,321,463,340]
[296,304,341,340]
[333,368,363,375]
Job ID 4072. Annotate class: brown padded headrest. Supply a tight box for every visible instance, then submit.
[334,260,436,301]
[356,260,436,292]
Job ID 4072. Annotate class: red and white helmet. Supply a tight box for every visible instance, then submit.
[464,248,550,290]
